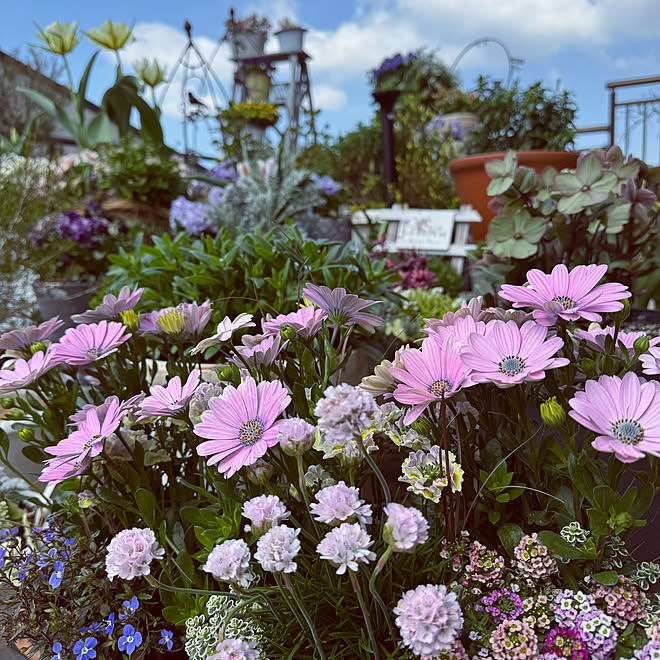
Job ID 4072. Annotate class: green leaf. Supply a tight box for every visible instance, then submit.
[87,111,114,146]
[497,523,523,558]
[135,488,158,527]
[487,175,514,196]
[537,530,595,560]
[76,51,100,120]
[592,570,619,586]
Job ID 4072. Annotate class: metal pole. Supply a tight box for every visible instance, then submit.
[609,86,616,147]
[372,89,402,208]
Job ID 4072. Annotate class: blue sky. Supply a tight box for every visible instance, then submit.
[2,0,660,160]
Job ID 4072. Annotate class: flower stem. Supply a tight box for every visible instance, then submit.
[367,546,396,639]
[350,571,380,659]
[282,573,328,660]
[355,434,391,505]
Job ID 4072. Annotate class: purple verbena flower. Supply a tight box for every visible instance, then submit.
[169,196,211,235]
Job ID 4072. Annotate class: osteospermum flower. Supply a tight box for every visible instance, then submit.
[189,313,255,355]
[423,314,487,348]
[179,300,213,336]
[302,283,383,333]
[105,527,164,580]
[0,317,64,352]
[254,525,300,573]
[310,482,372,526]
[242,495,290,536]
[0,347,61,395]
[262,305,327,339]
[568,372,660,462]
[382,502,429,552]
[232,333,281,368]
[394,584,463,657]
[640,346,660,376]
[574,325,660,356]
[461,320,569,388]
[194,377,291,477]
[391,335,472,424]
[137,371,200,420]
[202,539,255,588]
[316,522,376,574]
[71,285,144,324]
[53,320,131,365]
[499,264,631,326]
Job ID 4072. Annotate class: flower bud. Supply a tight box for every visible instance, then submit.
[278,418,315,457]
[35,21,80,55]
[216,366,234,382]
[157,309,184,336]
[17,427,35,442]
[633,335,651,356]
[30,341,47,354]
[120,310,140,332]
[540,396,565,426]
[0,397,14,409]
[610,298,631,326]
[246,458,274,486]
[86,20,133,51]
[5,410,25,421]
[134,58,165,87]
[280,325,297,342]
[412,417,432,437]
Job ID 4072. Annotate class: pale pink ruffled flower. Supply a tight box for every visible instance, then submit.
[137,371,200,420]
[303,284,383,333]
[71,285,144,324]
[391,335,472,424]
[208,638,260,660]
[105,527,164,580]
[382,502,429,552]
[189,313,255,355]
[53,321,131,365]
[0,347,61,395]
[242,494,290,536]
[568,371,660,462]
[202,538,255,588]
[640,346,660,376]
[310,482,372,526]
[194,377,291,477]
[461,320,569,388]
[262,306,327,339]
[316,522,376,574]
[0,317,64,352]
[394,584,463,657]
[277,417,316,456]
[499,264,631,326]
[254,525,300,573]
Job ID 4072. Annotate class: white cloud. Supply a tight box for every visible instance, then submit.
[314,84,347,111]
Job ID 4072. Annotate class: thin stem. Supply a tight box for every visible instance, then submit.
[282,574,328,660]
[296,455,322,541]
[367,546,396,639]
[355,434,391,505]
[350,572,379,660]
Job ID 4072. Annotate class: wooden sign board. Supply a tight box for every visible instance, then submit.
[386,210,455,252]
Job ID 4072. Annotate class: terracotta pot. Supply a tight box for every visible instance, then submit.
[448,150,580,242]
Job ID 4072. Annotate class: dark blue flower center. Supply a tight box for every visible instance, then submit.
[239,419,264,446]
[85,347,101,359]
[612,418,644,445]
[429,379,452,397]
[498,355,526,376]
[551,295,577,310]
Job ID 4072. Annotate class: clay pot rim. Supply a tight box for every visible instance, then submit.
[448,149,580,173]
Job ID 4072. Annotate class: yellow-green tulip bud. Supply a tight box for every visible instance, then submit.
[34,21,80,55]
[0,397,14,409]
[120,310,140,332]
[134,58,166,87]
[30,341,47,355]
[17,427,35,442]
[540,396,566,426]
[157,309,184,336]
[633,335,651,356]
[86,20,134,51]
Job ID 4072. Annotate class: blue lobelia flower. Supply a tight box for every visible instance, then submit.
[118,625,142,656]
[158,629,173,650]
[72,637,97,660]
[49,561,64,589]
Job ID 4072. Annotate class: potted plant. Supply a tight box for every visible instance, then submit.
[428,86,480,139]
[223,12,271,59]
[29,204,135,333]
[448,76,578,240]
[244,64,273,103]
[219,101,280,143]
[274,17,307,52]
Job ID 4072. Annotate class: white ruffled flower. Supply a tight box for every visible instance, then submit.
[316,522,376,575]
[254,525,300,574]
[202,539,255,588]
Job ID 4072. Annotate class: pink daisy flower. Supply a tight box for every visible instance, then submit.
[180,300,213,336]
[391,335,472,424]
[194,377,291,477]
[0,347,61,395]
[461,320,569,388]
[302,284,383,334]
[568,372,660,463]
[137,371,200,420]
[640,346,660,376]
[190,313,255,355]
[0,317,64,352]
[139,307,176,336]
[71,285,144,324]
[574,325,660,356]
[232,334,281,368]
[499,264,631,326]
[39,453,92,485]
[263,306,327,339]
[53,321,131,365]
[423,315,487,348]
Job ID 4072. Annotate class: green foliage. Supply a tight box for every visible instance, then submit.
[96,136,184,207]
[101,224,401,325]
[466,76,577,154]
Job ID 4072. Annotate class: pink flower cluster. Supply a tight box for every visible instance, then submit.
[105,527,164,580]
